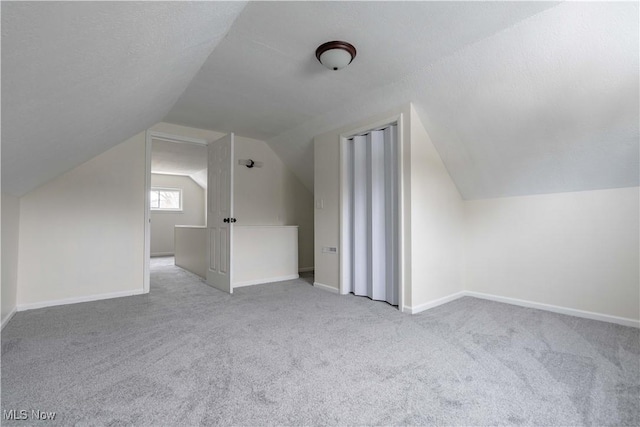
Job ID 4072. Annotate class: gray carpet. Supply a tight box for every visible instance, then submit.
[2,257,638,426]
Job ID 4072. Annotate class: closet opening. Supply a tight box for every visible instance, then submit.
[340,122,401,308]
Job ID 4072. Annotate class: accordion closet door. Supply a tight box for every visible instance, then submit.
[347,125,398,306]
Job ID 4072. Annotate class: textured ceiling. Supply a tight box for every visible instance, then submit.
[151,139,207,189]
[413,1,639,198]
[166,1,557,141]
[3,2,638,199]
[167,1,638,198]
[1,1,246,196]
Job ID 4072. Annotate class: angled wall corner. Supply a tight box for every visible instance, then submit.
[407,105,466,308]
[16,132,147,308]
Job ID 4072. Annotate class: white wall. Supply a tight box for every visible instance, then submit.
[313,103,464,310]
[234,137,314,270]
[17,132,146,307]
[233,226,299,286]
[150,174,205,256]
[313,130,342,290]
[465,187,640,321]
[2,193,20,325]
[152,122,314,271]
[174,226,207,278]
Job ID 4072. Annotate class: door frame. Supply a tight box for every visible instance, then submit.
[143,130,208,293]
[338,113,406,311]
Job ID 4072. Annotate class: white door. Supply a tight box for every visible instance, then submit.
[348,126,399,306]
[206,133,234,293]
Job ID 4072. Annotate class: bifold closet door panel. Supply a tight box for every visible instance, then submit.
[384,125,398,306]
[368,130,387,301]
[352,135,369,297]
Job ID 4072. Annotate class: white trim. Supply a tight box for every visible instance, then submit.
[339,134,352,297]
[150,210,184,214]
[298,266,314,273]
[1,306,17,330]
[17,289,146,312]
[403,291,466,314]
[313,281,340,294]
[229,133,235,293]
[396,113,406,313]
[148,131,208,146]
[401,290,640,328]
[144,130,152,294]
[233,274,299,288]
[151,252,174,257]
[464,291,640,329]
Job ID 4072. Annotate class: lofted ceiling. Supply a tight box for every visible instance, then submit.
[167,1,639,199]
[2,2,638,199]
[151,139,207,189]
[1,1,246,196]
[166,1,558,141]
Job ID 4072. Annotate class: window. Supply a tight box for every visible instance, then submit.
[150,188,182,211]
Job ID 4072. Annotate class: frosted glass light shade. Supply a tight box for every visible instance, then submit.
[316,41,357,71]
[319,49,353,70]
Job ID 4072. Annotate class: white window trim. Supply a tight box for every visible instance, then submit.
[150,187,183,212]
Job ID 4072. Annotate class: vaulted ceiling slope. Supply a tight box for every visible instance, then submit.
[1,1,246,196]
[3,2,637,200]
[151,139,207,189]
[166,1,638,199]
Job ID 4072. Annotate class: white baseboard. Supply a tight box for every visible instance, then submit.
[1,306,17,330]
[403,290,639,328]
[298,267,314,273]
[403,291,466,314]
[17,289,146,312]
[313,282,339,294]
[233,274,299,288]
[464,291,640,329]
[151,252,174,257]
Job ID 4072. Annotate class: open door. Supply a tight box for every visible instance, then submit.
[206,133,234,293]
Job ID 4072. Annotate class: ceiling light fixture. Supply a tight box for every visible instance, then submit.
[315,41,357,71]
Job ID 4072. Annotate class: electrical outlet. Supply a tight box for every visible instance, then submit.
[315,199,324,209]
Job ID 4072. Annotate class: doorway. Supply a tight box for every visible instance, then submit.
[143,131,208,293]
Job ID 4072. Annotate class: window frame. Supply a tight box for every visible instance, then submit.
[150,187,183,212]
